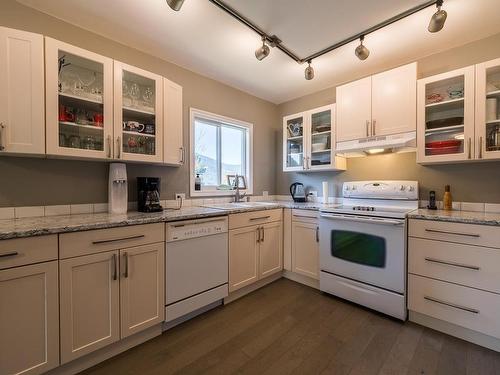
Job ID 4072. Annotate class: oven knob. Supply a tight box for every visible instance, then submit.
[352,185,357,190]
[344,185,350,191]
[408,185,415,192]
[400,185,405,191]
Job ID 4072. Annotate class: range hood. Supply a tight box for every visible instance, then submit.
[336,131,416,157]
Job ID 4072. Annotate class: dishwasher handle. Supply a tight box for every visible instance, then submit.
[320,213,404,226]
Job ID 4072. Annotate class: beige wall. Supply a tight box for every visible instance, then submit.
[277,33,500,203]
[0,0,280,207]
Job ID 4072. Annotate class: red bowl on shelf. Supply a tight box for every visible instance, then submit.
[425,139,462,155]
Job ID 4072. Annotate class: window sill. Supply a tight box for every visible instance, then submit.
[190,189,253,198]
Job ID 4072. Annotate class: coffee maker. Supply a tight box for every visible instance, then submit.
[137,177,163,212]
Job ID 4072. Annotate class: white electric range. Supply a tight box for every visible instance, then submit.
[319,180,418,320]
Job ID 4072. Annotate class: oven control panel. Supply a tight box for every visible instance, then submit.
[167,217,228,242]
[343,180,418,200]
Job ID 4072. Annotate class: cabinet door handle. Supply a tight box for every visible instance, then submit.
[116,136,121,158]
[107,135,112,158]
[366,120,370,137]
[468,138,472,159]
[92,234,145,244]
[0,251,18,258]
[424,257,480,271]
[479,136,483,159]
[179,147,185,164]
[372,120,376,136]
[0,122,5,151]
[424,296,479,314]
[256,227,261,243]
[261,227,265,242]
[302,156,306,170]
[424,228,480,238]
[112,254,117,280]
[123,252,129,278]
[316,226,319,242]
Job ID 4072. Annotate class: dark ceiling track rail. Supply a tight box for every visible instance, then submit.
[207,0,438,64]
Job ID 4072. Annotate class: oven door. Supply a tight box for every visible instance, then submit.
[319,212,406,293]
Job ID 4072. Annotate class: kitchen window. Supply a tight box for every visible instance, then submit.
[190,108,253,196]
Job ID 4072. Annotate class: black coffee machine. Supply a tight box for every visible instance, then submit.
[137,177,163,212]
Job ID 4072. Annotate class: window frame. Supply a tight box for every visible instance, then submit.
[189,108,253,197]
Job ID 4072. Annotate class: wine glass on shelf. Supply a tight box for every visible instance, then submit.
[142,87,154,110]
[129,83,140,108]
[78,70,96,98]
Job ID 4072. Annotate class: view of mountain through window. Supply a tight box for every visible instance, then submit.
[194,116,248,188]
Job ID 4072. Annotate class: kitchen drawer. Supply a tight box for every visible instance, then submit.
[229,209,282,230]
[409,219,500,248]
[292,209,318,223]
[60,223,164,259]
[409,274,500,339]
[0,235,57,270]
[409,237,500,294]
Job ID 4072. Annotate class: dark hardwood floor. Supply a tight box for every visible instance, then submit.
[82,279,500,375]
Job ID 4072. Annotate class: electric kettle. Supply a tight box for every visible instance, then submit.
[290,182,306,202]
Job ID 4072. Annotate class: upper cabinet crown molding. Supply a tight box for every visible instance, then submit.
[336,62,417,144]
[283,103,346,172]
[0,27,45,155]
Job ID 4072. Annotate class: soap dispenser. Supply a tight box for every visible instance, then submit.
[108,163,128,214]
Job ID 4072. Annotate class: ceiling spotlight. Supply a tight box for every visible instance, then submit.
[305,60,314,80]
[428,0,447,33]
[355,35,370,60]
[166,0,185,11]
[255,36,270,61]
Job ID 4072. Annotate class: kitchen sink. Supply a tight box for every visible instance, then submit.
[203,201,279,210]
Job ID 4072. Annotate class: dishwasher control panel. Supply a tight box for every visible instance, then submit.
[167,217,228,242]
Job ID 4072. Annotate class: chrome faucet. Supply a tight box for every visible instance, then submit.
[232,174,247,202]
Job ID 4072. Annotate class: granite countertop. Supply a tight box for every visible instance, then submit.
[0,201,341,240]
[408,209,500,226]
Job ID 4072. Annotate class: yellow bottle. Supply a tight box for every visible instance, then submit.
[443,185,452,210]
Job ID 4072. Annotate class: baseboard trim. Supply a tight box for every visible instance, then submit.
[46,324,162,375]
[283,270,319,289]
[409,311,500,352]
[224,272,282,304]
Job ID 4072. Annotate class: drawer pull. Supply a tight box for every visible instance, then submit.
[250,215,271,221]
[424,296,479,314]
[92,234,145,245]
[293,215,316,219]
[0,251,18,258]
[424,257,480,271]
[425,229,480,238]
[261,227,265,242]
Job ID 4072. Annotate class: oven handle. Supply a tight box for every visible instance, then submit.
[320,213,404,226]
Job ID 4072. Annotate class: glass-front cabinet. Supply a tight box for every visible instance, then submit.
[45,38,113,159]
[417,66,475,163]
[114,62,163,163]
[476,57,500,160]
[283,104,346,172]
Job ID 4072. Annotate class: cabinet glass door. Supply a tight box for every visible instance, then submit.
[114,62,163,162]
[417,66,475,163]
[476,58,500,160]
[309,108,332,169]
[45,38,113,159]
[284,115,305,170]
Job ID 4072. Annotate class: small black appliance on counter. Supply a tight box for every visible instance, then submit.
[137,177,163,212]
[290,182,307,202]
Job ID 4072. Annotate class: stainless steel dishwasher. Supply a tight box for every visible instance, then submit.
[165,216,228,326]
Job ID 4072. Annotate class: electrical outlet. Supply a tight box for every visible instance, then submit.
[262,191,269,197]
[309,191,318,197]
[175,193,186,200]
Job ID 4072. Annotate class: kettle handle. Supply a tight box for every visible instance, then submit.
[290,183,295,197]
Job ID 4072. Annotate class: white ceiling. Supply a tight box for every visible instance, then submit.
[17,0,500,104]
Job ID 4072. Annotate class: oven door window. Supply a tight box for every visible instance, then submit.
[331,230,386,268]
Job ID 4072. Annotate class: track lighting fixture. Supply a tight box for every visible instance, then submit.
[166,0,185,11]
[255,36,270,61]
[428,0,447,33]
[355,35,370,61]
[304,61,314,81]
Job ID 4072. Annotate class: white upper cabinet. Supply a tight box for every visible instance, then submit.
[45,37,114,159]
[336,63,417,142]
[114,61,163,163]
[475,57,500,160]
[372,62,417,136]
[163,78,184,165]
[336,76,372,142]
[417,66,475,164]
[283,104,346,172]
[0,27,45,155]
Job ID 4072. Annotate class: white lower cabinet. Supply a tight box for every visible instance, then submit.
[0,261,59,375]
[291,221,319,279]
[229,210,283,292]
[120,243,165,338]
[59,251,120,364]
